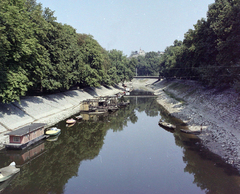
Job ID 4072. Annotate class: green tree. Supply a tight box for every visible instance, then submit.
[108,50,134,84]
[0,0,43,102]
[76,34,107,87]
[145,51,161,76]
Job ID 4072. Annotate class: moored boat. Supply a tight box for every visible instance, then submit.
[0,162,20,183]
[75,115,83,120]
[158,120,176,130]
[180,129,201,135]
[45,127,61,136]
[5,123,47,150]
[66,118,76,124]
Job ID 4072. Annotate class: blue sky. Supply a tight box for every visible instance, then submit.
[36,0,215,56]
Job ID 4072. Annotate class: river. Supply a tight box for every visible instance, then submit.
[0,91,240,194]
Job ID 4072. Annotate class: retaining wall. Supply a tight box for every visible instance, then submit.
[0,85,123,148]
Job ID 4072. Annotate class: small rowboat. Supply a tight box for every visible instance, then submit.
[0,162,20,183]
[158,120,176,130]
[66,118,76,124]
[45,127,61,136]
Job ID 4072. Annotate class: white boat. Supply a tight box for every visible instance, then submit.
[66,118,76,124]
[75,115,83,120]
[45,127,61,136]
[0,162,20,183]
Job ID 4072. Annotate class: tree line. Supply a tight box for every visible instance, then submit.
[129,51,162,76]
[0,0,136,103]
[159,0,240,92]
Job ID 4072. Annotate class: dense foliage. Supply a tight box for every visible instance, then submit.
[130,51,161,76]
[0,0,135,103]
[159,0,240,91]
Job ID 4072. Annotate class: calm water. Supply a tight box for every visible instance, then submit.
[1,92,240,194]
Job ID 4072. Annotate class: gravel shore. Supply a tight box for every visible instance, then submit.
[127,78,240,171]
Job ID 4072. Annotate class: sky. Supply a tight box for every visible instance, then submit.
[36,0,215,56]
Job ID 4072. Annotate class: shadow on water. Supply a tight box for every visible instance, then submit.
[1,91,240,193]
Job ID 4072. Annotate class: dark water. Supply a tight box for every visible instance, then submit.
[1,92,240,194]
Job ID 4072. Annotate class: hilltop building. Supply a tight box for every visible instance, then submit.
[130,49,165,58]
[130,48,146,58]
[138,48,145,56]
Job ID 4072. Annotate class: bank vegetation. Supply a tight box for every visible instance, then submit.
[0,0,136,103]
[159,0,240,92]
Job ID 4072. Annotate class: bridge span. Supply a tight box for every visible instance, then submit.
[133,76,159,79]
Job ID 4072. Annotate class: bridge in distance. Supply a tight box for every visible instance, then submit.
[133,76,159,79]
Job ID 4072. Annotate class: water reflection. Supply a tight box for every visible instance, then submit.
[175,134,240,194]
[0,92,240,193]
[6,141,46,167]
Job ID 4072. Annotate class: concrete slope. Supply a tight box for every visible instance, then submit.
[0,85,123,148]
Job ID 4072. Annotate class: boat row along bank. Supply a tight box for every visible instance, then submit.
[0,85,125,149]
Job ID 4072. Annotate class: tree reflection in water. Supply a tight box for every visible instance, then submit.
[2,92,240,194]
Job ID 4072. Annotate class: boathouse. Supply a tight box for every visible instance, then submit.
[5,123,46,150]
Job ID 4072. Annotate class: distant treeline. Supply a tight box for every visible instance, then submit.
[129,51,161,76]
[0,0,136,103]
[159,0,240,91]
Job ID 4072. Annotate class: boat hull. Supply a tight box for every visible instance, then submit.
[158,121,176,130]
[66,119,76,124]
[5,135,47,150]
[45,128,61,136]
[0,166,20,183]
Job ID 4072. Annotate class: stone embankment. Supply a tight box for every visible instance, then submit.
[0,85,124,149]
[154,79,240,170]
[128,78,240,171]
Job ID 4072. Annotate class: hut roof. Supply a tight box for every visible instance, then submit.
[5,123,46,136]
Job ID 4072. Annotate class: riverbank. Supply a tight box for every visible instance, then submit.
[127,78,240,171]
[0,85,124,149]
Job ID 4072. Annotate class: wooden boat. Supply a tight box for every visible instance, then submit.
[180,129,201,135]
[45,127,61,136]
[0,162,20,183]
[5,123,47,150]
[66,118,76,124]
[158,120,176,130]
